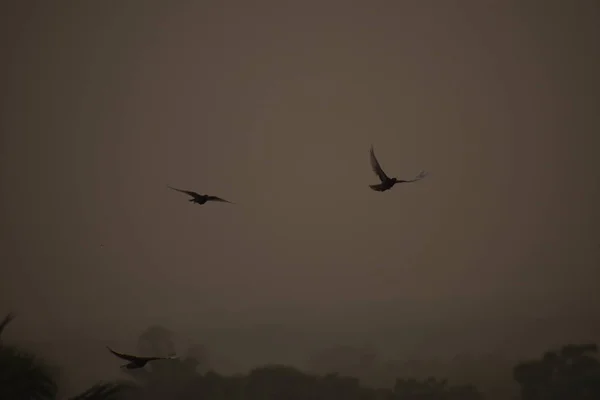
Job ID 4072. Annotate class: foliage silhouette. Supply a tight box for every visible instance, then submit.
[0,315,137,400]
[513,343,600,400]
[137,325,175,357]
[3,315,600,400]
[393,376,484,400]
[0,344,59,400]
[109,325,487,399]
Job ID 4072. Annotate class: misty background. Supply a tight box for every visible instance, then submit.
[1,0,599,397]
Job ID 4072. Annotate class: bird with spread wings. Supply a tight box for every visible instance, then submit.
[167,185,234,205]
[369,145,428,192]
[106,346,177,369]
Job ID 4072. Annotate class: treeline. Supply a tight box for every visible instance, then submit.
[2,314,600,399]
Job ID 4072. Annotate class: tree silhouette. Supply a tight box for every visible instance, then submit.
[244,364,318,400]
[120,326,205,399]
[0,316,137,400]
[513,343,600,400]
[12,317,600,400]
[0,344,58,400]
[126,327,380,400]
[0,344,138,400]
[185,343,210,373]
[392,376,484,400]
[307,344,378,381]
[137,325,175,357]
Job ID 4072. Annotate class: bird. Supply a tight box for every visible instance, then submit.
[368,145,428,192]
[106,346,177,369]
[167,185,234,205]
[0,312,15,343]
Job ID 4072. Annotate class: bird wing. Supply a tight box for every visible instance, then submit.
[206,196,234,204]
[370,146,390,182]
[0,312,15,337]
[167,185,201,198]
[404,170,428,182]
[106,347,152,363]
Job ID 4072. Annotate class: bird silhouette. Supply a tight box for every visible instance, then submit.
[369,145,428,192]
[106,346,177,369]
[0,312,15,343]
[167,185,234,205]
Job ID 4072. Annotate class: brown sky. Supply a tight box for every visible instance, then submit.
[1,0,600,393]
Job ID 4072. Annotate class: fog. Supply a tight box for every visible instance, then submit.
[1,1,599,397]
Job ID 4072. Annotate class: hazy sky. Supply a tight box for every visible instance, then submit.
[1,0,600,391]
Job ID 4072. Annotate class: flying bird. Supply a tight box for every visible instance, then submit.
[369,145,427,192]
[106,346,177,369]
[167,185,234,205]
[0,312,15,342]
